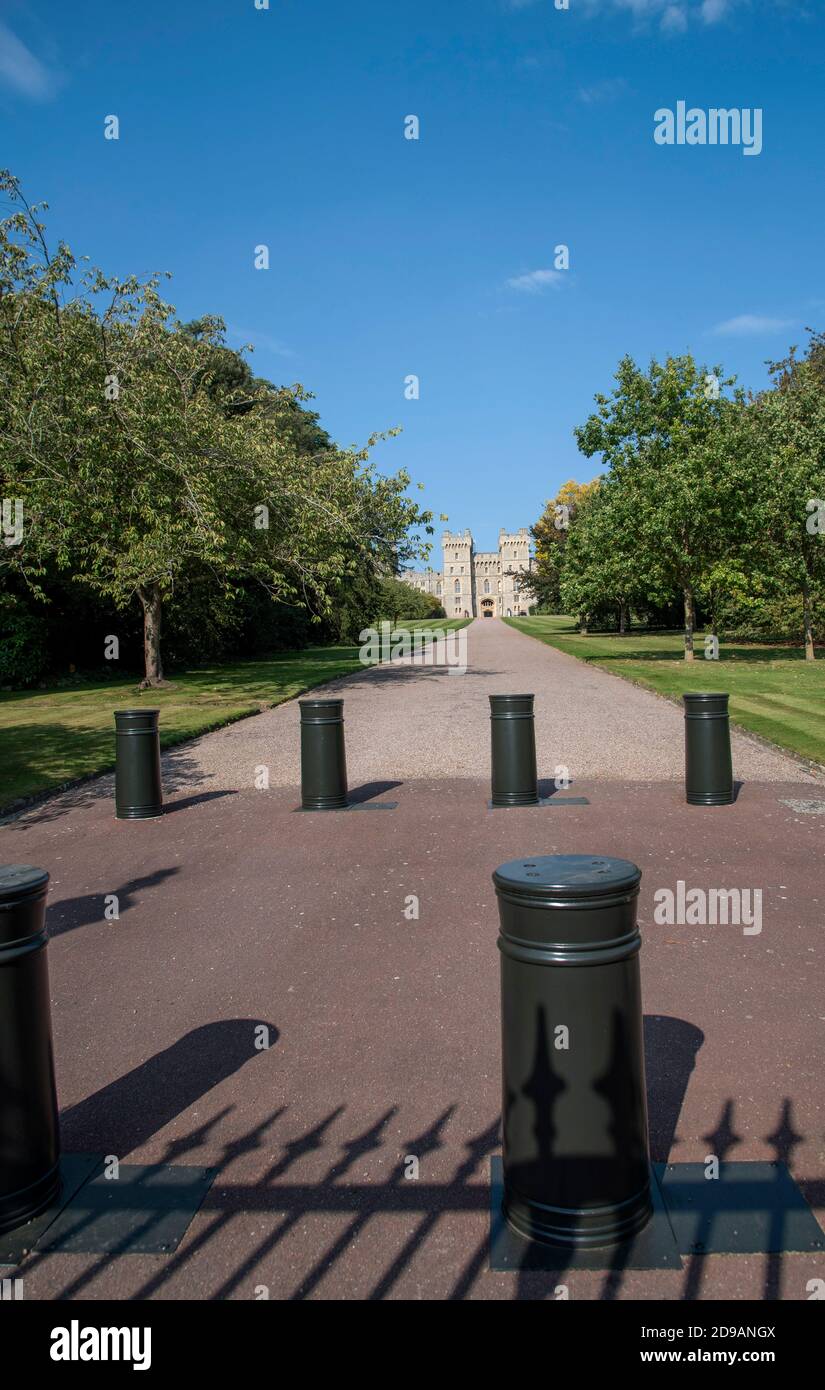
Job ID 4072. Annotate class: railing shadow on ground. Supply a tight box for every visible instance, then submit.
[21,1014,821,1301]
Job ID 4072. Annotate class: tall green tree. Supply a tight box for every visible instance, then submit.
[752,333,825,659]
[560,479,652,633]
[575,354,757,660]
[531,479,598,614]
[0,172,433,684]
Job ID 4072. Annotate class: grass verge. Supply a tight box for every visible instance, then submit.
[0,619,470,808]
[505,616,825,767]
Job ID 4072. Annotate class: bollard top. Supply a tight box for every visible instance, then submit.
[114,708,160,726]
[299,697,344,722]
[682,692,729,717]
[489,693,535,716]
[0,864,50,906]
[493,853,641,905]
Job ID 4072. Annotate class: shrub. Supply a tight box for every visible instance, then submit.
[0,595,49,687]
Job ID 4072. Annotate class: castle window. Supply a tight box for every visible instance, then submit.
[436,582,442,595]
[454,580,461,594]
[484,579,490,595]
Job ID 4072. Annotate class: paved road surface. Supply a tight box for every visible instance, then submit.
[2,617,823,1300]
[162,618,815,794]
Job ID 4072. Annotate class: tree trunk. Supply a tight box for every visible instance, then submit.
[618,601,628,635]
[138,584,168,688]
[683,585,695,662]
[802,580,815,661]
[579,613,588,635]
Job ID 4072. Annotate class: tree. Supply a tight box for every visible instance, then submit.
[0,173,433,684]
[752,332,825,659]
[560,479,651,633]
[531,479,599,614]
[376,577,442,625]
[575,353,757,660]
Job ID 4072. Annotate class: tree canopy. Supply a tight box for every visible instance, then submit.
[0,172,434,685]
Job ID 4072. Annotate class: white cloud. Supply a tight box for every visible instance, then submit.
[661,5,689,32]
[569,0,740,29]
[505,269,565,294]
[710,314,797,337]
[0,21,59,100]
[700,0,731,22]
[578,77,628,105]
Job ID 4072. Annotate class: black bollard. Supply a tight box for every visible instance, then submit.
[683,692,734,806]
[114,708,163,819]
[0,865,61,1234]
[494,853,652,1248]
[489,694,539,807]
[300,698,348,810]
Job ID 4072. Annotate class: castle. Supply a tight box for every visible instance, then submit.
[401,528,535,619]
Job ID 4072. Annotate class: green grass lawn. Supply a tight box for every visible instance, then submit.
[506,615,825,767]
[0,618,470,809]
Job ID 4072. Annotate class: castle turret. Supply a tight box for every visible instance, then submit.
[499,527,534,616]
[443,529,475,617]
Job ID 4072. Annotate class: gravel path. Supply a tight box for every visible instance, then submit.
[161,618,816,792]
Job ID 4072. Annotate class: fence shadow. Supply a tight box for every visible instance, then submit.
[20,1013,820,1302]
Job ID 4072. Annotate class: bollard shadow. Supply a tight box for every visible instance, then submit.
[162,790,237,815]
[347,780,403,806]
[537,778,582,800]
[47,867,181,939]
[644,1015,705,1163]
[733,779,744,803]
[59,1020,278,1158]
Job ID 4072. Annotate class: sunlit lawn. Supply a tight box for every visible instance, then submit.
[506,615,825,766]
[0,619,470,808]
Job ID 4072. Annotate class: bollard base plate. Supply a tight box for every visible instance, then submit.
[0,1162,62,1238]
[36,1163,216,1255]
[489,1158,681,1271]
[488,797,590,810]
[0,1154,103,1264]
[296,801,399,813]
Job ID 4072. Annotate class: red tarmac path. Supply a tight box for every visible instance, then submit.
[1,624,824,1300]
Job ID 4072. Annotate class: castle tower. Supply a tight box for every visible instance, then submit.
[498,527,534,617]
[442,529,475,618]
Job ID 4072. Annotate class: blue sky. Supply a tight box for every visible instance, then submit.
[1,0,823,557]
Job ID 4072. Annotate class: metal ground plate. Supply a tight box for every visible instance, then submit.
[0,1154,104,1267]
[654,1161,825,1255]
[489,1157,682,1272]
[35,1163,215,1256]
